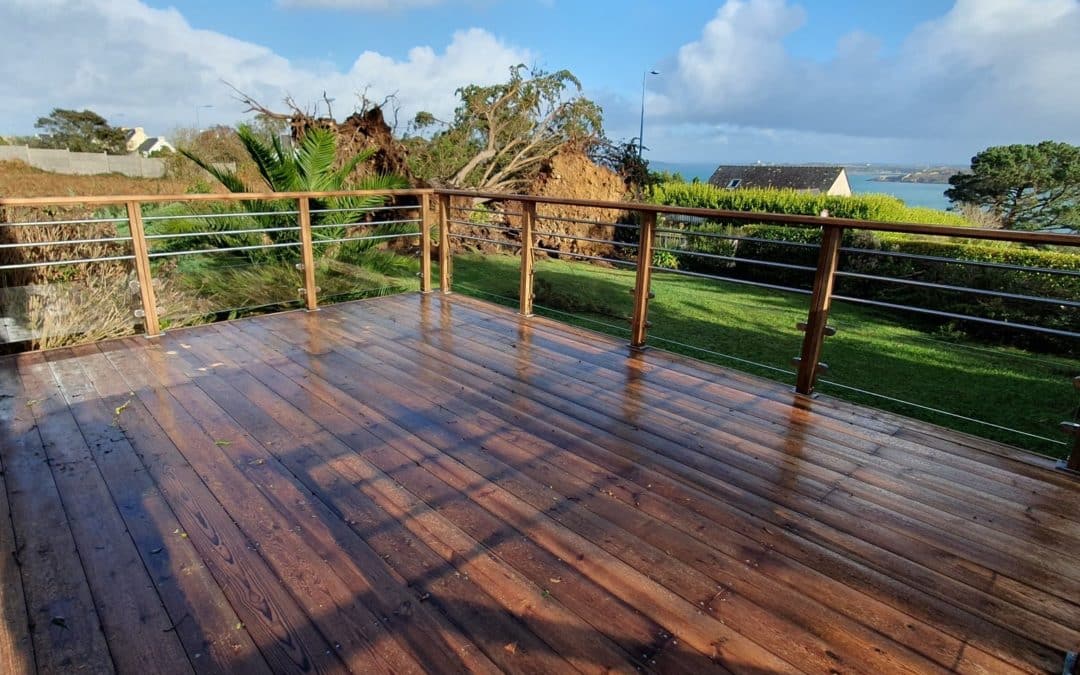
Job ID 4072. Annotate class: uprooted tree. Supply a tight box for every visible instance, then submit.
[226,85,414,184]
[404,65,605,192]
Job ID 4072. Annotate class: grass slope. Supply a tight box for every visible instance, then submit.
[448,252,1077,458]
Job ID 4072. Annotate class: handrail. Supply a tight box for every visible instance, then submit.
[0,188,433,208]
[4,186,1075,245]
[436,188,1078,246]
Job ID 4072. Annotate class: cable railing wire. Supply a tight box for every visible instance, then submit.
[834,269,1080,308]
[0,235,133,248]
[148,241,302,258]
[831,294,1080,339]
[535,213,640,230]
[314,232,421,246]
[816,378,1067,448]
[446,219,520,234]
[648,334,798,377]
[533,248,636,267]
[839,245,1080,277]
[309,218,420,230]
[452,233,523,247]
[310,204,416,215]
[141,209,300,222]
[145,225,301,240]
[451,206,524,218]
[649,265,813,296]
[0,216,129,228]
[0,254,136,270]
[653,245,816,273]
[533,230,639,248]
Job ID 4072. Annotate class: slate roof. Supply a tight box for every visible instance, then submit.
[136,137,174,154]
[708,165,845,192]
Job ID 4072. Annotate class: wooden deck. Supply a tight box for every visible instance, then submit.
[1,292,1078,674]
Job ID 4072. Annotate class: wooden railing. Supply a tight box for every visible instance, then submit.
[2,187,1078,469]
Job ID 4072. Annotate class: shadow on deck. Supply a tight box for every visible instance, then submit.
[1,292,1078,674]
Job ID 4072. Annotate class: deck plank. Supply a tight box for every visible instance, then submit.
[324,295,1072,669]
[215,319,732,674]
[90,341,348,674]
[238,310,918,673]
[0,363,36,675]
[56,343,271,675]
[318,296,1060,673]
[14,351,193,675]
[171,326,656,674]
[449,294,1080,529]
[0,359,115,674]
[415,299,1080,595]
[105,339,430,675]
[271,311,956,675]
[2,292,1077,674]
[409,298,1080,605]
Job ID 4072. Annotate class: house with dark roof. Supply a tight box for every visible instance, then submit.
[708,165,852,196]
[123,127,176,156]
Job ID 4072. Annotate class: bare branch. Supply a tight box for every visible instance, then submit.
[222,80,295,120]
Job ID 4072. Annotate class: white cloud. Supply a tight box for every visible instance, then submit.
[0,0,530,135]
[278,0,445,10]
[649,0,1080,158]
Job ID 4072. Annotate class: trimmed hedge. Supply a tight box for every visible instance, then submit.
[649,181,970,226]
[648,182,1079,353]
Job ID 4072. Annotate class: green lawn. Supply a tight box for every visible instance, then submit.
[446,252,1078,458]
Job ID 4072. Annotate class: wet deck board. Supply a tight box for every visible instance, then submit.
[1,292,1077,674]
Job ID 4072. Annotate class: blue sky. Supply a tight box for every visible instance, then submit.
[2,0,1078,165]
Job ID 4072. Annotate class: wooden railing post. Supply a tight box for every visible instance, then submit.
[1059,376,1080,473]
[795,224,843,395]
[125,201,161,337]
[519,201,536,316]
[297,196,318,310]
[438,193,452,293]
[629,210,656,349]
[419,193,433,293]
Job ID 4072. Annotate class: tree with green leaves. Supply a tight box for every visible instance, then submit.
[405,65,604,192]
[33,108,127,154]
[946,141,1080,230]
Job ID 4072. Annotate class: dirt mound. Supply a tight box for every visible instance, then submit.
[528,150,630,258]
[449,149,631,260]
[292,107,413,183]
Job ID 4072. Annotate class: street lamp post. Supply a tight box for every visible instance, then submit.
[638,70,660,159]
[195,104,213,132]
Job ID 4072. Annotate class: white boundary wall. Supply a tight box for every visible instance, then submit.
[0,145,165,178]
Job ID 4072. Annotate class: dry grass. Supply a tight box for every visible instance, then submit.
[15,266,208,351]
[0,159,194,198]
[0,160,211,349]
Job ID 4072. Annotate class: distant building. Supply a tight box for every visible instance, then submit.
[708,165,852,196]
[123,127,175,156]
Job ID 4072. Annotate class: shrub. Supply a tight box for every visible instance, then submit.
[648,181,970,226]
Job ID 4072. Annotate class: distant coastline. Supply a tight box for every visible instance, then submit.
[870,167,959,185]
[650,161,955,210]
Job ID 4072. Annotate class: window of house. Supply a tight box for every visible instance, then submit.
[726,178,742,189]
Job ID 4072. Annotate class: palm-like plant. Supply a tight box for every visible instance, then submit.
[159,124,409,264]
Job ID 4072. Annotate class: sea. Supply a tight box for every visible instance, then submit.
[651,162,953,211]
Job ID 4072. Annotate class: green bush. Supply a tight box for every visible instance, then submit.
[648,181,970,226]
